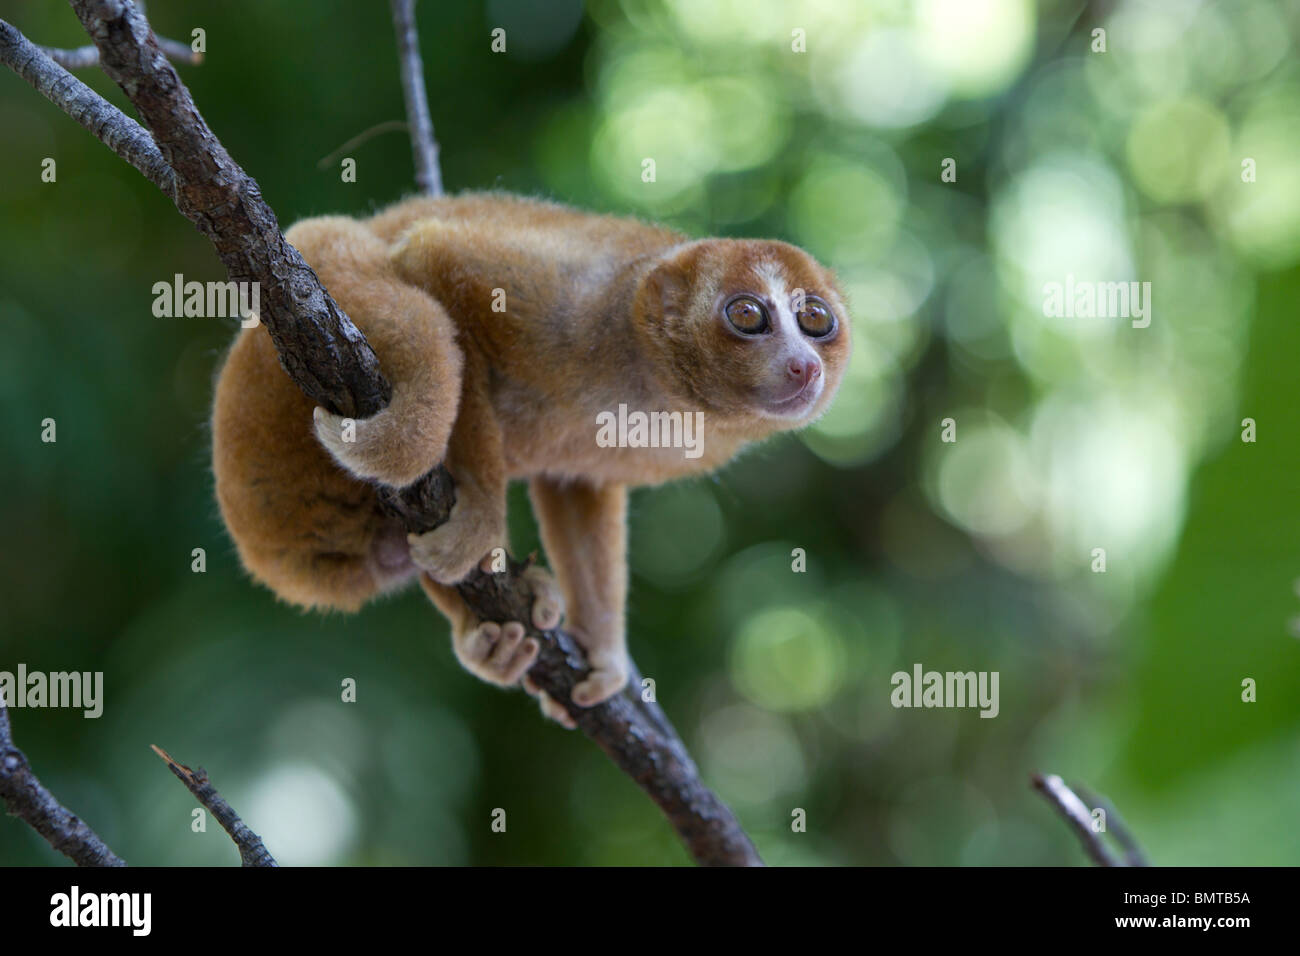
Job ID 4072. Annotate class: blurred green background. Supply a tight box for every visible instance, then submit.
[2,0,1298,866]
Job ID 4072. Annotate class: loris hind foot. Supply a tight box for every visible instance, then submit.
[405,488,504,585]
[421,565,577,727]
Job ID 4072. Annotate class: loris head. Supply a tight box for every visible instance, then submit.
[633,238,851,435]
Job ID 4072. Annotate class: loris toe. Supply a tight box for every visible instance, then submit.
[455,620,539,687]
[572,653,630,707]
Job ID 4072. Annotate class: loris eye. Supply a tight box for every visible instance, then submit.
[796,297,836,338]
[724,295,770,334]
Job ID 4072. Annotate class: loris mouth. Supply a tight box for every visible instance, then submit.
[761,379,821,418]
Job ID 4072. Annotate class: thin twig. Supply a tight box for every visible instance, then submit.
[316,118,411,171]
[389,0,442,195]
[43,33,200,69]
[1031,773,1123,867]
[1075,782,1149,867]
[151,746,277,867]
[0,700,126,866]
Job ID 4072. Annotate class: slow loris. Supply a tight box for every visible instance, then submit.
[211,193,851,725]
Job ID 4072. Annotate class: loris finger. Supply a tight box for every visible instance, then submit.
[486,621,525,667]
[499,635,540,685]
[481,622,537,684]
[473,624,538,686]
[455,621,537,687]
[459,621,501,666]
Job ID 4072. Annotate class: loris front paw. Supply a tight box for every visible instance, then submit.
[454,620,540,688]
[314,405,420,486]
[407,493,505,584]
[312,386,447,489]
[446,566,573,726]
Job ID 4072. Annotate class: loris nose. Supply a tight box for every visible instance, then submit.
[788,358,822,384]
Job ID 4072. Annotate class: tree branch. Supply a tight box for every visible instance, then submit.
[65,0,394,422]
[458,560,763,865]
[151,746,277,867]
[389,0,441,195]
[0,700,126,867]
[0,0,761,866]
[1032,773,1147,867]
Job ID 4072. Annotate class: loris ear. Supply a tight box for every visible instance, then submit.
[643,258,688,320]
[641,241,710,320]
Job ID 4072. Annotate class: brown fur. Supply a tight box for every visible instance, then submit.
[212,192,851,712]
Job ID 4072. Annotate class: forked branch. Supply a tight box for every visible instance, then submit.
[0,700,126,867]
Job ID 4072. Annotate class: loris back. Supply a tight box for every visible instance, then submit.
[212,192,851,721]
